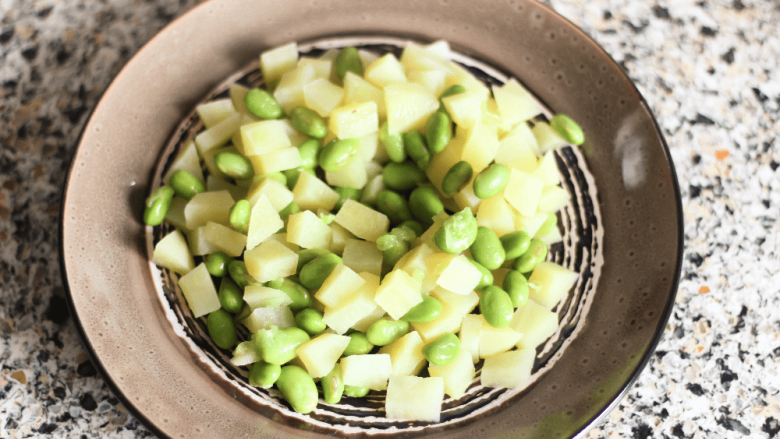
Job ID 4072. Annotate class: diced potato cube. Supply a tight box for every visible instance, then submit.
[342,354,393,390]
[442,91,485,128]
[357,133,380,163]
[293,171,340,212]
[417,212,449,247]
[243,285,293,309]
[537,186,569,213]
[328,101,379,139]
[481,348,536,389]
[164,197,189,232]
[476,195,515,237]
[342,239,383,276]
[445,62,491,99]
[428,350,474,399]
[245,178,293,212]
[378,331,426,377]
[351,305,386,333]
[384,82,439,134]
[242,306,294,333]
[187,226,218,256]
[273,63,317,112]
[359,174,386,205]
[434,255,481,296]
[194,113,241,157]
[268,233,299,252]
[527,262,578,309]
[343,72,386,119]
[329,222,355,255]
[296,333,351,378]
[358,50,379,70]
[407,70,447,97]
[240,120,291,157]
[453,177,482,213]
[299,56,333,80]
[197,98,237,129]
[248,147,302,175]
[425,134,464,194]
[246,195,284,251]
[395,243,438,293]
[494,128,538,173]
[532,121,568,154]
[333,200,389,242]
[152,230,195,275]
[287,210,332,249]
[429,287,479,316]
[510,299,559,350]
[304,78,344,117]
[412,301,465,343]
[260,42,298,84]
[492,80,539,127]
[459,122,500,174]
[278,119,309,148]
[374,269,423,320]
[206,176,245,201]
[203,221,247,257]
[163,141,204,186]
[479,316,523,357]
[229,84,257,119]
[244,239,298,283]
[400,42,453,74]
[325,154,368,189]
[532,151,561,186]
[316,264,366,308]
[512,210,549,238]
[364,53,406,88]
[503,169,543,217]
[184,190,234,230]
[539,226,563,245]
[424,40,451,59]
[178,263,220,318]
[386,376,444,422]
[459,314,483,363]
[322,272,380,334]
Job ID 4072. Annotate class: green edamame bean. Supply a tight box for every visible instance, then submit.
[290,107,328,139]
[550,114,585,146]
[441,161,473,196]
[253,171,287,187]
[382,240,409,271]
[299,253,343,290]
[297,139,322,168]
[143,186,174,226]
[401,295,443,323]
[277,278,312,311]
[503,269,530,308]
[376,190,413,223]
[294,308,326,336]
[334,47,363,81]
[479,285,514,329]
[205,252,233,277]
[248,361,281,389]
[379,122,406,163]
[408,187,444,226]
[297,248,333,273]
[244,88,283,120]
[422,333,460,366]
[276,365,318,414]
[466,257,493,291]
[425,111,452,154]
[169,169,204,200]
[382,162,427,191]
[207,309,237,350]
[333,186,363,211]
[278,201,300,221]
[534,213,558,238]
[233,303,252,324]
[255,326,310,365]
[438,84,467,118]
[342,332,374,356]
[470,226,506,270]
[399,220,424,237]
[433,208,478,254]
[473,163,509,199]
[319,138,360,172]
[229,199,251,234]
[403,131,431,169]
[266,278,284,289]
[322,363,345,404]
[512,239,548,273]
[215,151,254,180]
[500,230,532,260]
[366,318,410,346]
[218,277,243,314]
[343,385,370,398]
[228,260,261,288]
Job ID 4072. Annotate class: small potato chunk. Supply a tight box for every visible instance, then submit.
[492,80,539,127]
[244,239,298,283]
[384,82,439,134]
[510,299,559,350]
[246,178,293,211]
[527,262,578,310]
[364,53,407,88]
[342,239,383,276]
[293,172,340,212]
[374,269,423,320]
[240,120,291,157]
[322,272,381,334]
[242,306,294,333]
[246,195,284,251]
[476,195,515,237]
[434,255,482,296]
[184,190,234,230]
[152,230,195,275]
[343,72,386,119]
[481,348,535,390]
[287,210,332,250]
[315,264,366,308]
[386,376,444,422]
[333,200,389,242]
[195,113,241,156]
[479,316,523,358]
[178,263,220,318]
[378,331,426,377]
[304,78,344,117]
[203,221,247,257]
[296,333,351,378]
[260,42,298,84]
[503,169,543,217]
[428,350,474,399]
[248,147,302,174]
[459,314,483,363]
[328,101,379,139]
[341,354,392,390]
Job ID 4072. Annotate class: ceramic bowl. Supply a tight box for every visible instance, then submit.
[60,0,683,438]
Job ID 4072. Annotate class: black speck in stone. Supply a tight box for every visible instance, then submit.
[603,10,612,20]
[3,79,17,89]
[660,408,669,418]
[46,294,70,324]
[56,412,72,423]
[720,405,731,415]
[686,383,705,396]
[632,423,653,439]
[80,393,98,411]
[753,87,769,102]
[77,360,98,377]
[688,252,704,266]
[721,48,735,64]
[692,154,702,164]
[655,350,667,358]
[652,5,670,18]
[37,350,50,363]
[763,417,780,438]
[108,397,119,405]
[718,416,750,435]
[37,6,53,18]
[5,418,18,430]
[700,26,717,36]
[671,423,685,437]
[602,29,617,34]
[0,27,13,44]
[765,141,774,153]
[763,200,771,208]
[694,113,715,125]
[53,386,66,399]
[56,49,70,64]
[21,45,38,61]
[622,19,649,33]
[63,105,88,124]
[17,124,28,139]
[707,67,715,75]
[770,161,779,171]
[37,423,57,434]
[689,185,701,198]
[733,0,746,10]
[674,326,685,338]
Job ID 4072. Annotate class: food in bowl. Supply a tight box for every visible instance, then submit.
[144,40,583,421]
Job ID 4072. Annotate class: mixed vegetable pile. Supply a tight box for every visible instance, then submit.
[145,40,584,422]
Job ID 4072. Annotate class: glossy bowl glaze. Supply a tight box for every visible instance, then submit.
[60,1,683,438]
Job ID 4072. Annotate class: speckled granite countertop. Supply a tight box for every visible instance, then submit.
[1,0,778,437]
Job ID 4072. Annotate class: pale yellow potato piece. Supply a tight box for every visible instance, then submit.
[325,154,368,189]
[342,239,383,276]
[458,313,483,363]
[528,262,578,310]
[428,350,475,399]
[187,226,219,256]
[442,91,485,128]
[510,299,559,350]
[479,317,523,358]
[492,80,539,127]
[152,230,195,275]
[296,333,351,378]
[178,263,220,318]
[322,272,380,334]
[206,176,245,202]
[429,287,479,316]
[304,78,344,117]
[229,84,257,119]
[395,242,437,293]
[287,210,332,250]
[268,233,300,252]
[476,194,515,237]
[384,82,439,134]
[444,61,491,98]
[378,331,426,377]
[243,285,293,309]
[278,119,309,148]
[273,63,317,112]
[163,141,204,185]
[539,226,563,246]
[203,221,247,257]
[537,185,569,213]
[260,42,298,84]
[328,101,379,139]
[239,119,290,157]
[246,195,284,251]
[532,121,568,154]
[407,70,447,97]
[164,197,189,233]
[242,306,295,333]
[386,376,444,422]
[494,129,538,173]
[343,72,386,119]
[412,301,466,343]
[358,50,380,70]
[532,151,561,186]
[246,178,294,211]
[351,305,387,333]
[248,147,302,175]
[512,210,549,238]
[417,211,449,247]
[357,133,380,164]
[197,98,237,129]
[364,53,406,88]
[359,174,385,205]
[315,264,366,308]
[342,354,393,390]
[458,121,500,174]
[184,190,234,230]
[503,169,543,217]
[298,56,333,80]
[333,200,389,242]
[400,42,453,73]
[453,176,482,213]
[293,171,340,212]
[481,348,535,389]
[194,112,241,157]
[374,269,423,320]
[244,239,298,283]
[329,222,355,255]
[434,254,482,295]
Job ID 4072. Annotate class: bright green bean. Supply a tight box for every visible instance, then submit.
[299,253,343,290]
[441,161,473,196]
[290,107,328,139]
[408,187,444,226]
[333,186,363,211]
[255,326,310,365]
[422,333,460,366]
[382,162,427,191]
[376,190,413,223]
[248,361,281,389]
[534,213,558,238]
[399,220,424,237]
[512,239,548,273]
[500,230,532,260]
[276,365,318,414]
[550,114,585,146]
[473,163,509,199]
[425,111,452,154]
[381,240,409,271]
[403,131,431,169]
[228,199,251,234]
[228,260,261,288]
[319,138,360,172]
[366,318,410,346]
[205,252,233,277]
[143,186,174,226]
[334,47,363,80]
[294,308,326,336]
[466,257,493,291]
[379,122,406,163]
[470,226,506,270]
[266,278,284,289]
[297,139,322,168]
[503,269,530,308]
[479,285,514,329]
[207,309,237,350]
[433,208,478,254]
[278,201,300,221]
[218,278,244,314]
[233,303,252,324]
[343,385,370,398]
[322,363,345,404]
[342,332,374,356]
[296,248,334,273]
[244,88,283,120]
[215,151,254,180]
[401,295,442,323]
[169,169,204,200]
[277,278,312,312]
